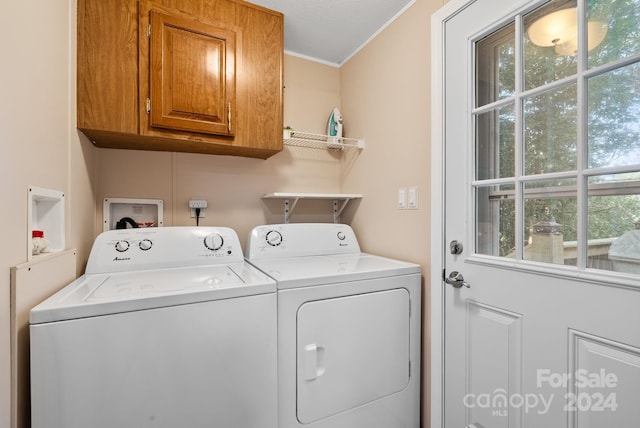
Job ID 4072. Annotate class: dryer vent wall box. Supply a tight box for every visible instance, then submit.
[103,198,163,231]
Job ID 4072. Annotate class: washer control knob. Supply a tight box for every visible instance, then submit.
[115,240,130,252]
[139,239,153,251]
[266,230,283,246]
[204,233,224,251]
[337,231,346,240]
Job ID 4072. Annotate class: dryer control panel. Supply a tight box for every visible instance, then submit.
[86,226,244,274]
[246,223,361,260]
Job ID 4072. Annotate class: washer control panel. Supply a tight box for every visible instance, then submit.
[86,226,244,274]
[246,223,361,260]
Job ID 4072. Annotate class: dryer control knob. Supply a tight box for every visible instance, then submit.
[139,239,153,251]
[266,230,283,246]
[115,240,130,252]
[204,233,224,251]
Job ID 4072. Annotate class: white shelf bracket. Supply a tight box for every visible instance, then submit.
[284,198,300,224]
[333,198,351,223]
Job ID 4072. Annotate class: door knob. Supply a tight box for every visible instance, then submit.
[445,271,470,288]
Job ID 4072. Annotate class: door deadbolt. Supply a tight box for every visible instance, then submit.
[450,240,463,255]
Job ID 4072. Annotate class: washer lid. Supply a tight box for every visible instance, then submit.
[30,263,276,324]
[248,253,420,289]
[88,265,244,300]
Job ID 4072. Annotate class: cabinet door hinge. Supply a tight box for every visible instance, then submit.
[146,98,151,114]
[147,24,151,39]
[227,102,232,133]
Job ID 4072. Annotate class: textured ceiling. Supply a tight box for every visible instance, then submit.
[249,0,415,66]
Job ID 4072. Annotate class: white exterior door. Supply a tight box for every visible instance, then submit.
[432,0,640,426]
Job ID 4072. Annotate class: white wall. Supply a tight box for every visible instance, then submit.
[0,1,96,426]
[340,1,448,424]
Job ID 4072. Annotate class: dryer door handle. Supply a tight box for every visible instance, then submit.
[303,344,326,381]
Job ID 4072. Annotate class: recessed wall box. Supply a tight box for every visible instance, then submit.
[28,186,65,260]
[103,198,164,231]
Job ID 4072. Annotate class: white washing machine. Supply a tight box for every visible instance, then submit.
[30,226,277,428]
[246,223,421,428]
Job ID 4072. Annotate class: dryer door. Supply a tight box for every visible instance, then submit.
[296,288,410,423]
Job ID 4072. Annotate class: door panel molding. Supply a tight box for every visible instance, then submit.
[466,301,523,427]
[568,329,640,427]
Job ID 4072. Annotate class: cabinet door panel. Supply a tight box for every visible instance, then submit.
[77,0,138,133]
[149,10,235,136]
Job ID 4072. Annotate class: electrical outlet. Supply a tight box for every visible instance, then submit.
[189,198,207,218]
[189,199,208,209]
[190,208,206,218]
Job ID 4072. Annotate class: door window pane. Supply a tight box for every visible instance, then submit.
[524,0,578,90]
[473,0,640,276]
[476,23,515,107]
[476,184,516,257]
[523,179,577,265]
[588,62,640,168]
[588,0,640,68]
[588,174,640,273]
[524,84,577,175]
[476,104,515,180]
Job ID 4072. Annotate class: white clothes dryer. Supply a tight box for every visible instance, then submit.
[30,226,277,428]
[246,223,421,428]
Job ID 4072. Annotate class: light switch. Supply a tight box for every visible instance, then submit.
[398,188,407,209]
[408,186,418,209]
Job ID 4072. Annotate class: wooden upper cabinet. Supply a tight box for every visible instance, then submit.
[77,0,283,159]
[148,10,236,136]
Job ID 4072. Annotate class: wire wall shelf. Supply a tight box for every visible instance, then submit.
[283,130,365,151]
